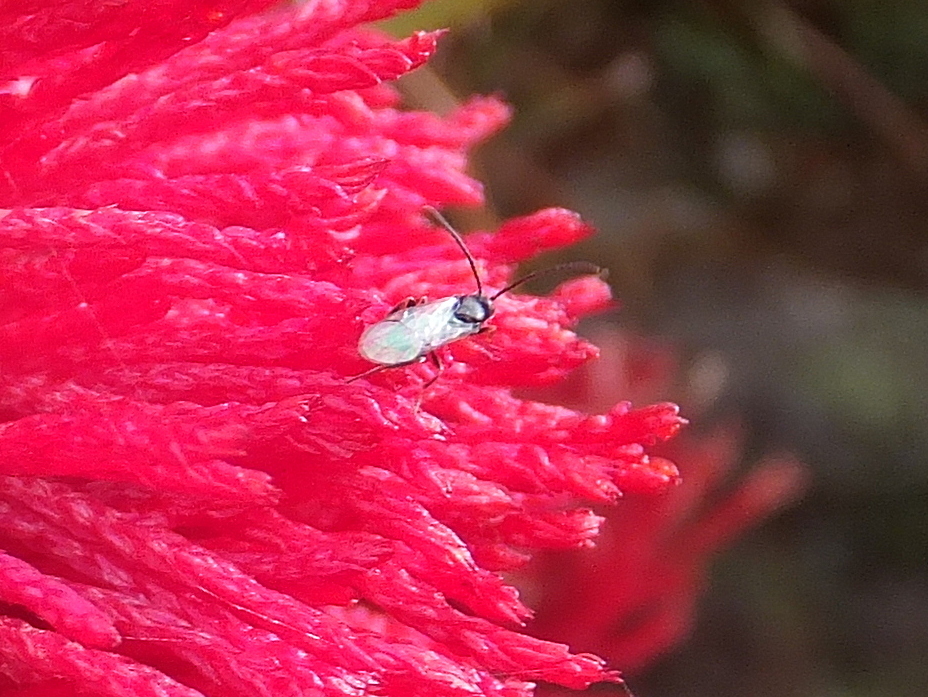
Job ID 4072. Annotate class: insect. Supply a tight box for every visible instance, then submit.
[349,207,602,384]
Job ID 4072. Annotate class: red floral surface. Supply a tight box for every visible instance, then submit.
[0,2,694,696]
[0,1,809,695]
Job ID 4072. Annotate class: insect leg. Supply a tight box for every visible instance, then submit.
[388,296,426,314]
[346,354,428,384]
[345,363,395,383]
[420,351,445,393]
[412,352,445,411]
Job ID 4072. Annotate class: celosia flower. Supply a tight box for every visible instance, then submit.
[0,2,685,696]
[524,328,808,685]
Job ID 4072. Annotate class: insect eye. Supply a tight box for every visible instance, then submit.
[454,296,492,323]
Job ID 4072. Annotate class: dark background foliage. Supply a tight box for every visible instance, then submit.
[384,1,928,696]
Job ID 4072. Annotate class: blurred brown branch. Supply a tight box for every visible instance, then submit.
[719,0,928,176]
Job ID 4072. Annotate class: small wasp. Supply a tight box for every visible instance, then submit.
[349,207,602,384]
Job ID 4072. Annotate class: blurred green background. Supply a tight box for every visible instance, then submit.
[384,1,928,696]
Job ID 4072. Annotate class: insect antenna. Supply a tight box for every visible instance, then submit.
[423,206,484,296]
[490,261,605,300]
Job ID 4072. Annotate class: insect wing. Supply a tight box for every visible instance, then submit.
[358,318,425,365]
[406,296,481,353]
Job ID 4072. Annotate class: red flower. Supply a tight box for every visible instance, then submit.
[0,2,685,696]
[524,329,808,684]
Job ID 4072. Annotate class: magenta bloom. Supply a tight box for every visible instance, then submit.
[0,2,685,696]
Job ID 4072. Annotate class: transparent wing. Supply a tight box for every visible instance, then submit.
[358,320,425,365]
[400,297,479,353]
